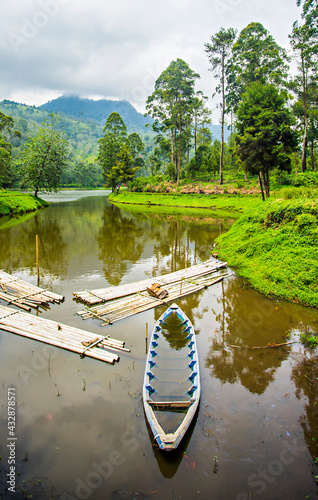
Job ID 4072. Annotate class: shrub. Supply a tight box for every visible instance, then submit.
[292,172,318,188]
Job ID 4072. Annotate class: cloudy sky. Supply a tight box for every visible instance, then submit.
[1,0,301,120]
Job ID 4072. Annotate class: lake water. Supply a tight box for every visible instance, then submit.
[0,191,317,500]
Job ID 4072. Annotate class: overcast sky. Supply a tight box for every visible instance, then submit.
[1,0,301,122]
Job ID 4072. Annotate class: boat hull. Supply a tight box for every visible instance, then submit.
[143,303,200,451]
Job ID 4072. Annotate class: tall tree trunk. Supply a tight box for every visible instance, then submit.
[262,169,270,199]
[176,124,182,184]
[219,55,225,185]
[265,168,270,198]
[258,171,265,201]
[301,49,308,173]
[301,124,308,172]
[311,140,315,171]
[171,130,174,165]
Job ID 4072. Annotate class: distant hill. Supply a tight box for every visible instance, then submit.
[40,95,152,133]
[40,95,229,142]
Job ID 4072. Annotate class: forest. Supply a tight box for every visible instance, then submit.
[0,0,317,198]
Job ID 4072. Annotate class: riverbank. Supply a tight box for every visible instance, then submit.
[0,191,48,217]
[108,190,262,216]
[110,189,318,309]
[216,197,318,308]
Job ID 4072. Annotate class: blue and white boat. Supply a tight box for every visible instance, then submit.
[143,303,200,451]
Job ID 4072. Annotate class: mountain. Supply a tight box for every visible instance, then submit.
[40,95,152,133]
[40,95,229,142]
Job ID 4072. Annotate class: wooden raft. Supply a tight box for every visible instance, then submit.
[77,270,229,326]
[74,260,227,306]
[0,270,64,311]
[0,305,125,364]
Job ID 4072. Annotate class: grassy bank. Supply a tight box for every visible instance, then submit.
[109,190,262,218]
[216,197,318,308]
[0,191,48,217]
[110,189,318,308]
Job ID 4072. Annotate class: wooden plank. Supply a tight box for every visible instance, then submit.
[147,400,193,409]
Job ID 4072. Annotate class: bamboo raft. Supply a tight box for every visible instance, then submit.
[0,305,127,364]
[0,270,64,310]
[74,260,227,306]
[76,265,229,326]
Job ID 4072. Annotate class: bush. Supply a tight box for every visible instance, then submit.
[275,172,293,186]
[292,172,318,188]
[128,175,170,192]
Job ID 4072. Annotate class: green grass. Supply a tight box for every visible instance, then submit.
[300,332,318,348]
[109,190,262,216]
[0,191,48,217]
[216,198,318,308]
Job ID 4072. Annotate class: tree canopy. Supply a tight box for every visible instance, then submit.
[19,114,69,197]
[98,112,143,191]
[0,111,21,187]
[146,58,203,183]
[205,27,237,184]
[235,82,298,200]
[227,22,289,112]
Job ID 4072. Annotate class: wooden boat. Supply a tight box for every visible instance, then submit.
[143,303,200,451]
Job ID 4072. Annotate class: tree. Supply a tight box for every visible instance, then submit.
[196,126,213,148]
[0,111,21,187]
[297,0,318,44]
[97,112,127,191]
[235,82,298,200]
[191,91,211,152]
[146,59,200,183]
[227,23,289,112]
[205,27,237,185]
[128,132,145,171]
[188,144,212,178]
[74,161,97,188]
[110,144,139,193]
[19,114,68,197]
[290,6,318,172]
[0,136,12,187]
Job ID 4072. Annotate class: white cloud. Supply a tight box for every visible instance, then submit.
[0,0,302,116]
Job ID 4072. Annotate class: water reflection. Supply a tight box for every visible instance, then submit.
[0,193,317,499]
[97,204,145,286]
[292,354,318,462]
[151,411,199,478]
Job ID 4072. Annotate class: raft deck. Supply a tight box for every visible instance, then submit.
[75,261,228,326]
[0,305,125,364]
[0,270,64,310]
[73,260,226,305]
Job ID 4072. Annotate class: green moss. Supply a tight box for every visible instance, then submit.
[216,198,318,308]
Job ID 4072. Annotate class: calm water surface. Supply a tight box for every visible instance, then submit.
[0,191,317,500]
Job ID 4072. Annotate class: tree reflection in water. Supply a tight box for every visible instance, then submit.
[292,354,318,466]
[97,204,145,286]
[204,277,295,394]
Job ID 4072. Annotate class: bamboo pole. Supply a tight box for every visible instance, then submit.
[0,270,64,307]
[73,260,227,305]
[76,272,229,326]
[0,321,118,363]
[0,305,123,363]
[36,235,40,286]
